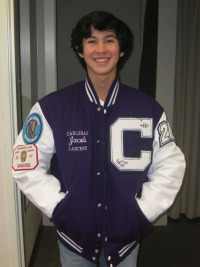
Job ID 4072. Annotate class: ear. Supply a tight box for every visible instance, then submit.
[78,52,84,58]
[120,52,125,58]
[76,46,84,58]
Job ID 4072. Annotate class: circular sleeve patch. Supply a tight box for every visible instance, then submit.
[22,113,43,144]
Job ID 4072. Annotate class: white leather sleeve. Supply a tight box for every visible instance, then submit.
[12,102,66,218]
[136,112,186,222]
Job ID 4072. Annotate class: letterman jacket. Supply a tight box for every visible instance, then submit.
[12,75,185,267]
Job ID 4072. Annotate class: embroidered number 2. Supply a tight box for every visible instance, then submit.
[110,118,153,171]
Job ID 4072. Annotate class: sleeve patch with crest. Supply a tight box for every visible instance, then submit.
[22,113,43,144]
[12,144,39,171]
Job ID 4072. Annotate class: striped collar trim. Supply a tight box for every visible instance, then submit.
[85,78,98,105]
[85,76,119,107]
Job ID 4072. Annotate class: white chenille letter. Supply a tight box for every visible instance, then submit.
[110,118,153,171]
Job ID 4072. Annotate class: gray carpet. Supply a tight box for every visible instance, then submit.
[29,215,200,267]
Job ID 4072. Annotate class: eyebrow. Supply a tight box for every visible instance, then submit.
[87,34,117,39]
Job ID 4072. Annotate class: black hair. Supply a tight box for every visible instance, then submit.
[71,11,133,69]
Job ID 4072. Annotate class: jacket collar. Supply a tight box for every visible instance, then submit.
[85,74,120,108]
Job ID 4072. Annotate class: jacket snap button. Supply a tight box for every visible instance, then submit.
[97,107,101,111]
[92,257,96,261]
[108,256,111,261]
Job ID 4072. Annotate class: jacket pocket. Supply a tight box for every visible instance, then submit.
[107,195,152,243]
[50,190,69,224]
[50,189,98,245]
[134,194,151,225]
[131,196,152,238]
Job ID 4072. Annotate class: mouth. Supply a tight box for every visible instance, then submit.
[94,58,110,63]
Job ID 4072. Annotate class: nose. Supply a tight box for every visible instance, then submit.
[96,41,107,53]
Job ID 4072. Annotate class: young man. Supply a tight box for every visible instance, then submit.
[12,11,185,267]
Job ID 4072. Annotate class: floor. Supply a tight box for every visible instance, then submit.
[29,215,200,267]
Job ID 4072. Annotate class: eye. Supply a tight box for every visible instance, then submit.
[87,39,96,44]
[106,39,114,43]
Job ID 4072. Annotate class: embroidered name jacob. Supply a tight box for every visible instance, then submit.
[67,131,88,152]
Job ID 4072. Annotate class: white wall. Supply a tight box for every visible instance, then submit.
[0,0,24,266]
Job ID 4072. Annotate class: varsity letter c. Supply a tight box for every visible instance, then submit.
[110,118,153,172]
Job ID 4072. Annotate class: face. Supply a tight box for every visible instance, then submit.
[78,27,124,80]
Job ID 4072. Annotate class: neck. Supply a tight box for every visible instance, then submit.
[88,73,116,102]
